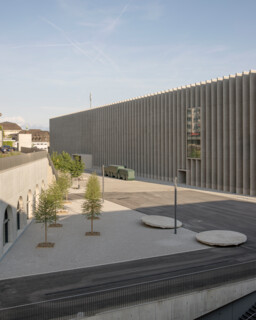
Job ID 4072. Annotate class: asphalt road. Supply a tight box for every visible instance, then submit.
[104,190,256,249]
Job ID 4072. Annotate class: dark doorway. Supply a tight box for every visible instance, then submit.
[17,201,21,230]
[178,170,187,184]
[3,209,8,245]
[17,212,20,230]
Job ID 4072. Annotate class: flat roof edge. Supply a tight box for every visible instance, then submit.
[50,69,255,120]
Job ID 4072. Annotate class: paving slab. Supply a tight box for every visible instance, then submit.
[196,230,247,247]
[141,215,182,229]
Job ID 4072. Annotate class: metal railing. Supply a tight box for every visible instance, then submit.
[0,260,255,320]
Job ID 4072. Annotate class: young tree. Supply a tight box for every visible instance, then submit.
[82,173,102,235]
[70,155,85,187]
[51,151,73,173]
[51,152,85,188]
[57,172,72,201]
[48,181,64,227]
[34,190,56,247]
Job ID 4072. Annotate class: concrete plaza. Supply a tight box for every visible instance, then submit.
[1,173,255,281]
[0,182,207,280]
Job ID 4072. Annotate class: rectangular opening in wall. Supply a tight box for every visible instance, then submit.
[178,169,187,184]
[187,106,201,159]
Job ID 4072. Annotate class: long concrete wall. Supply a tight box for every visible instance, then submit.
[76,277,256,320]
[50,70,256,196]
[0,152,53,257]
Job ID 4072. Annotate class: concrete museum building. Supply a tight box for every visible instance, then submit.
[50,70,256,196]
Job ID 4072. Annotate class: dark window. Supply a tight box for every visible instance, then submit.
[187,107,201,159]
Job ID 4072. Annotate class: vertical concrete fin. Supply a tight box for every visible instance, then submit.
[242,72,250,195]
[211,79,217,190]
[229,75,236,193]
[236,74,243,194]
[181,88,186,171]
[206,80,212,189]
[217,78,224,191]
[223,77,230,192]
[200,82,206,188]
[249,71,256,195]
[195,84,201,187]
[177,89,181,176]
[173,90,177,179]
[169,91,173,180]
[164,93,169,181]
[186,86,191,185]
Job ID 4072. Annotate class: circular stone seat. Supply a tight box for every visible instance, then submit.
[196,230,247,247]
[141,215,182,229]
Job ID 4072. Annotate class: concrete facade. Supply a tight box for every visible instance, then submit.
[0,152,53,258]
[50,70,256,196]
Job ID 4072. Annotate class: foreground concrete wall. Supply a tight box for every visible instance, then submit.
[81,277,256,320]
[0,153,51,257]
[50,70,256,196]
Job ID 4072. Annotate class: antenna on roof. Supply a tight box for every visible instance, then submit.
[89,92,92,108]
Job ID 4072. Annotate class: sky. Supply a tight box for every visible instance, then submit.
[0,0,256,130]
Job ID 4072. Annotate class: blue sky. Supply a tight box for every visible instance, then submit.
[0,0,256,130]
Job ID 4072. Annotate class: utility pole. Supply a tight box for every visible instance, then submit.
[89,92,92,109]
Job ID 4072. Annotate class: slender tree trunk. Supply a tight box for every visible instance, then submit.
[45,221,47,243]
[91,215,93,233]
[55,205,57,224]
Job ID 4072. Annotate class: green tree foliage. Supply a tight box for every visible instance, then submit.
[34,190,56,243]
[51,151,73,173]
[48,181,64,225]
[82,173,102,234]
[0,126,5,138]
[3,140,13,147]
[51,152,85,183]
[70,155,85,179]
[57,172,72,200]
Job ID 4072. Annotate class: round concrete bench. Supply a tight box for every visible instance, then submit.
[141,215,182,229]
[196,230,247,247]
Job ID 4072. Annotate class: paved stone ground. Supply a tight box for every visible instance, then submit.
[1,173,255,280]
[0,184,207,280]
[1,174,255,311]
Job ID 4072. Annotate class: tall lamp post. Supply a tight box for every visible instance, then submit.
[102,165,105,203]
[174,177,177,234]
[0,113,2,147]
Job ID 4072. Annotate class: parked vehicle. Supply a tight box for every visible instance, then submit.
[104,165,135,180]
[3,145,15,151]
[0,147,8,153]
[104,165,125,178]
[118,168,135,180]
